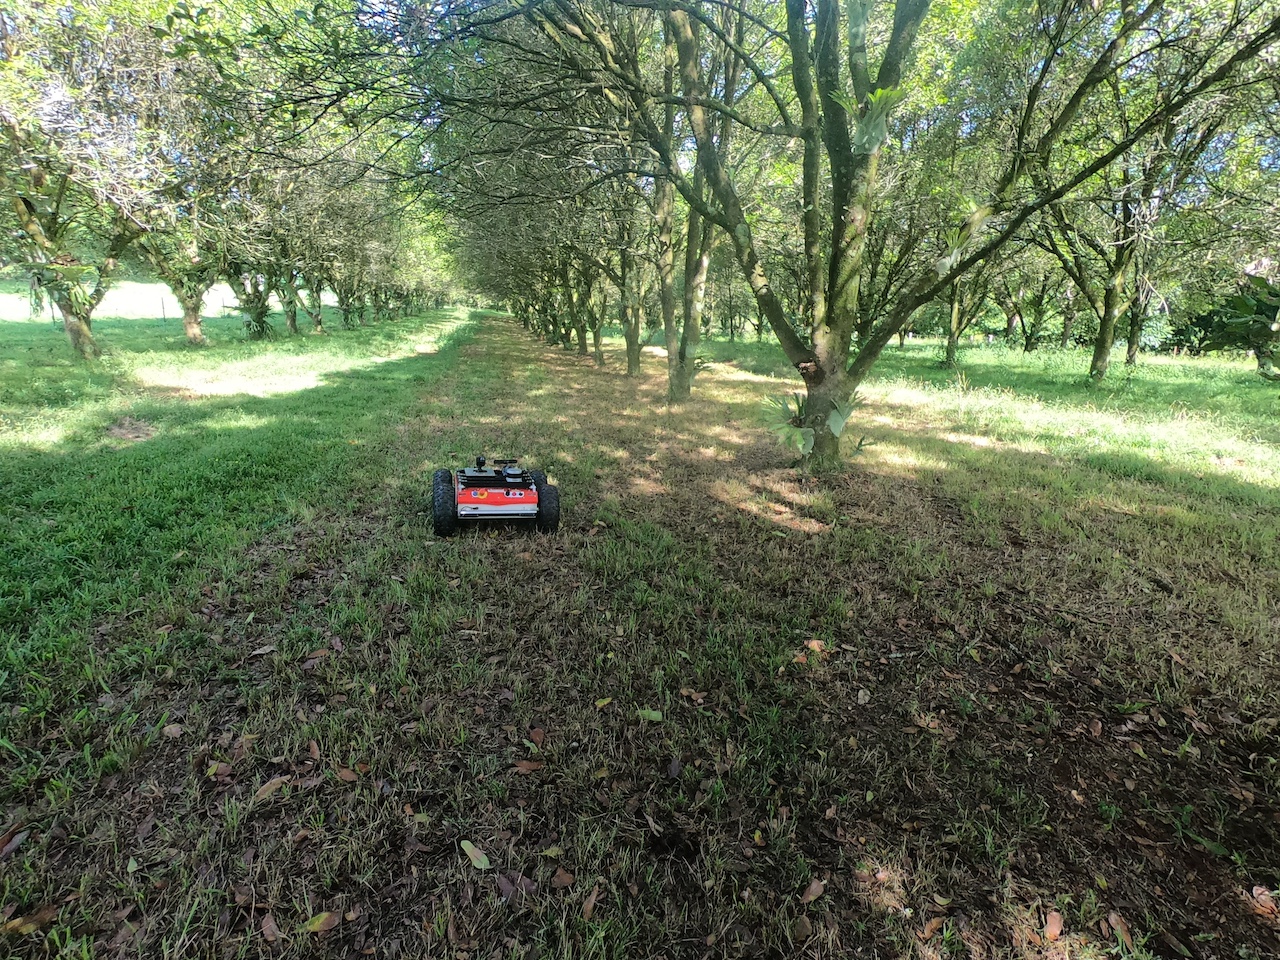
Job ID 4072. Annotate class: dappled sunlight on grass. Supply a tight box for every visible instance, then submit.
[132,357,329,397]
[7,313,1280,959]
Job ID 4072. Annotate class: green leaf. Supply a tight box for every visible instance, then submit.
[300,912,339,933]
[461,840,491,870]
[825,396,857,438]
[636,708,663,722]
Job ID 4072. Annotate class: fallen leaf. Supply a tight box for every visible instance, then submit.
[636,708,663,722]
[2,903,58,935]
[528,727,545,748]
[594,697,612,710]
[249,645,276,657]
[1045,910,1064,942]
[552,866,575,889]
[793,915,813,939]
[583,884,600,921]
[497,871,536,904]
[461,840,491,870]
[0,829,30,860]
[261,913,281,943]
[800,877,825,904]
[1251,886,1278,917]
[161,723,184,739]
[1109,911,1133,950]
[335,768,358,782]
[254,775,291,803]
[920,917,945,940]
[857,689,871,705]
[300,911,339,934]
[513,759,544,774]
[1089,719,1103,738]
[308,740,321,761]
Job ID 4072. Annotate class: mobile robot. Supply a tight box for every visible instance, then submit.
[431,456,560,536]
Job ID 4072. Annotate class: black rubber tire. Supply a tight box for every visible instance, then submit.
[533,474,560,533]
[432,469,458,537]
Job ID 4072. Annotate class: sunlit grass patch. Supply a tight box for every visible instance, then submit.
[4,314,1279,959]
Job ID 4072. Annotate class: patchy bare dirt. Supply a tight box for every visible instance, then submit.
[105,416,156,443]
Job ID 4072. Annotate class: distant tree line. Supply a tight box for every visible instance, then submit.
[8,1,1276,459]
[0,1,457,358]
[248,0,1279,462]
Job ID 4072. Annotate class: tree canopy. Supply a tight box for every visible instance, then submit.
[2,0,1277,455]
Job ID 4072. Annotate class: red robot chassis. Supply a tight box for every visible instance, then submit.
[432,457,560,536]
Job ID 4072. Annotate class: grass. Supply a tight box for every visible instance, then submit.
[2,294,1279,959]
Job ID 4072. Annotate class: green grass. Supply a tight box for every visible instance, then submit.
[2,299,1279,960]
[2,301,476,720]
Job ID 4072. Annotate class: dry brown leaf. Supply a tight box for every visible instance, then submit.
[552,866,575,889]
[513,759,544,774]
[582,885,600,921]
[0,828,30,860]
[1089,719,1103,738]
[793,915,813,939]
[1251,886,1278,917]
[162,724,183,739]
[1045,910,1064,941]
[800,878,825,904]
[1108,911,1133,949]
[336,768,358,782]
[254,775,291,803]
[920,917,945,940]
[261,913,281,943]
[2,904,58,935]
[308,740,321,761]
[528,727,545,748]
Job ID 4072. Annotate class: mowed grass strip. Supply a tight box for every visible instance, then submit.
[2,312,1279,960]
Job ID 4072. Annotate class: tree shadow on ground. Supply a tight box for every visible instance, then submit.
[4,318,1279,960]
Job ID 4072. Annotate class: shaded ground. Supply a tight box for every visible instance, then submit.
[3,319,1279,959]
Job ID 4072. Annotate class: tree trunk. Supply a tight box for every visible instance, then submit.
[1257,346,1280,382]
[621,257,642,376]
[944,284,962,366]
[1060,289,1076,349]
[1089,277,1126,380]
[54,298,100,359]
[1124,306,1144,366]
[1005,308,1019,341]
[280,272,301,335]
[181,296,206,345]
[671,210,712,400]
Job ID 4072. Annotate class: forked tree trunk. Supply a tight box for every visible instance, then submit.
[280,273,302,335]
[303,285,327,334]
